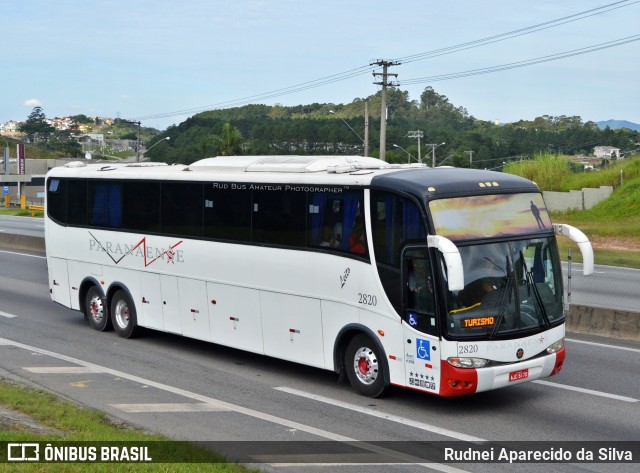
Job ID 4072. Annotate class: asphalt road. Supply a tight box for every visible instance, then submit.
[0,214,44,237]
[0,248,639,472]
[562,261,640,312]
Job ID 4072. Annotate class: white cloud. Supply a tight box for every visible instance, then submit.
[23,98,42,107]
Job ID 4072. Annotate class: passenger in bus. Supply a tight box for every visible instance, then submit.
[320,225,340,248]
[349,216,367,254]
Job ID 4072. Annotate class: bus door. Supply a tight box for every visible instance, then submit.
[401,247,440,394]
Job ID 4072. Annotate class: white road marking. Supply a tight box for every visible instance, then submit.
[0,336,471,472]
[111,403,229,413]
[0,311,16,318]
[0,249,46,259]
[566,338,640,354]
[248,462,469,472]
[532,380,638,402]
[23,367,102,374]
[274,386,485,442]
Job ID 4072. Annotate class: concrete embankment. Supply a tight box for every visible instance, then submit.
[1,233,638,342]
[567,304,640,342]
[0,232,46,254]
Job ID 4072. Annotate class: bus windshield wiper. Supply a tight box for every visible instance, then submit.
[521,251,550,328]
[489,274,513,339]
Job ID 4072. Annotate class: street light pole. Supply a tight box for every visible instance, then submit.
[142,137,170,161]
[392,144,415,164]
[438,154,455,166]
[329,110,366,156]
[427,142,446,168]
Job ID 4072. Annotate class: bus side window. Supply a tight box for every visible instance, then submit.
[308,190,366,258]
[88,181,122,228]
[47,178,68,224]
[203,186,251,242]
[67,179,88,226]
[123,181,160,232]
[161,182,203,237]
[253,190,307,247]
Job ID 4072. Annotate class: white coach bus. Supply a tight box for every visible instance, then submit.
[44,155,593,397]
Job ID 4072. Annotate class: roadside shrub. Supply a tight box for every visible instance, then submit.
[504,153,571,191]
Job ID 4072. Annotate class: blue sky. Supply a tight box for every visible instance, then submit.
[3,0,639,130]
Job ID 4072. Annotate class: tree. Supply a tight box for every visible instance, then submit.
[200,122,243,157]
[20,106,55,142]
[48,130,82,157]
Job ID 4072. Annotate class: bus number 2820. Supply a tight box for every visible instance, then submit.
[358,293,377,306]
[458,344,479,354]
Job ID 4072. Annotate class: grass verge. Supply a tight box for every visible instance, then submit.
[0,379,255,472]
[0,208,38,217]
[556,240,640,269]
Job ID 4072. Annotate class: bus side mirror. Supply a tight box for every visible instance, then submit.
[427,235,465,291]
[553,224,594,276]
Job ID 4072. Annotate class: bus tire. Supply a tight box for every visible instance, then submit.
[85,286,111,332]
[110,290,139,339]
[345,334,388,398]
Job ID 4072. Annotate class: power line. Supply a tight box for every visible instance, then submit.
[400,34,640,85]
[130,1,638,123]
[393,0,638,64]
[131,66,377,121]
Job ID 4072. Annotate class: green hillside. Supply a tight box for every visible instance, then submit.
[507,155,640,267]
[147,88,639,168]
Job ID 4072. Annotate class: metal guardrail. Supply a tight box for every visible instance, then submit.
[28,204,44,216]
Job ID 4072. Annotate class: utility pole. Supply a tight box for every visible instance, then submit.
[407,130,423,164]
[465,150,474,167]
[1,136,9,176]
[123,119,142,162]
[372,60,399,161]
[364,101,369,157]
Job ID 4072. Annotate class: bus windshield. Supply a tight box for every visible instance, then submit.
[444,238,564,339]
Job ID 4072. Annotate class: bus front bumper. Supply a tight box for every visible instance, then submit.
[439,347,565,397]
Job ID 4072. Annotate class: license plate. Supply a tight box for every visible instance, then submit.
[509,368,529,382]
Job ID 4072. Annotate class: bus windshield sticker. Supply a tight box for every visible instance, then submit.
[429,193,552,240]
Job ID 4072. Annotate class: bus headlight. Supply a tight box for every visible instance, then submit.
[447,357,489,368]
[546,338,564,354]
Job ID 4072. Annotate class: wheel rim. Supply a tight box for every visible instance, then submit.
[352,346,378,385]
[88,294,104,323]
[114,299,130,329]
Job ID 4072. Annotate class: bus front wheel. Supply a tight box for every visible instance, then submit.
[85,286,111,332]
[345,334,388,398]
[110,290,139,339]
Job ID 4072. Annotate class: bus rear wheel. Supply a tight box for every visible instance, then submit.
[345,334,388,398]
[85,286,111,331]
[110,290,139,339]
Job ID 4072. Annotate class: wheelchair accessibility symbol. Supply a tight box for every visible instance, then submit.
[416,338,430,361]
